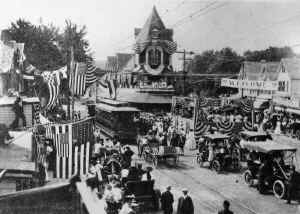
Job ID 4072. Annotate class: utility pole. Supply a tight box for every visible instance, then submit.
[67,46,74,120]
[177,50,194,96]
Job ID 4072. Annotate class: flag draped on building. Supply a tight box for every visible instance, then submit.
[44,118,93,179]
[194,99,209,142]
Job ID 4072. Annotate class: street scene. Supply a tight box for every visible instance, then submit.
[1,0,300,214]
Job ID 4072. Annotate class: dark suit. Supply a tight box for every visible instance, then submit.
[218,210,233,214]
[177,195,194,214]
[161,190,174,214]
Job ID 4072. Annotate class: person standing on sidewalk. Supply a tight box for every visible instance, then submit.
[161,186,174,214]
[177,188,194,214]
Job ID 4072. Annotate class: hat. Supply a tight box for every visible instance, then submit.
[182,188,188,192]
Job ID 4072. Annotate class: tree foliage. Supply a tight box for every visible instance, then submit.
[6,19,91,71]
[189,46,296,74]
[189,47,242,74]
[243,46,295,62]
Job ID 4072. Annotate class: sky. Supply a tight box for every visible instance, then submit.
[1,0,300,69]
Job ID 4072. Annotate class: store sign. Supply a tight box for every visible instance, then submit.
[221,78,278,91]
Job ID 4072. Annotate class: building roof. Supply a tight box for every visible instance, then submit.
[115,89,172,104]
[240,61,279,81]
[95,102,140,112]
[135,6,166,44]
[281,58,300,80]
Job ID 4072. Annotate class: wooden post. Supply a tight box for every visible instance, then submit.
[67,46,74,120]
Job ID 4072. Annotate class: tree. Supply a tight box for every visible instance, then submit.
[6,19,91,70]
[58,20,91,63]
[7,19,64,70]
[189,47,242,74]
[243,46,295,62]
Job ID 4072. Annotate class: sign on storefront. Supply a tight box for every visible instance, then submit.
[221,78,278,91]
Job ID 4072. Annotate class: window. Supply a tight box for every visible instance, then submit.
[278,81,286,92]
[148,48,162,69]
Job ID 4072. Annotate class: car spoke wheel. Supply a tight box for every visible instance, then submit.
[212,160,221,172]
[244,170,253,185]
[273,180,286,199]
[296,130,300,140]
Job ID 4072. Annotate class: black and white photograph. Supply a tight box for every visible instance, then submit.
[0,0,300,213]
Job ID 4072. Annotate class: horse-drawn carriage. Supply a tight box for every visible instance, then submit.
[142,143,179,167]
[138,136,179,167]
[242,141,300,199]
[196,133,240,172]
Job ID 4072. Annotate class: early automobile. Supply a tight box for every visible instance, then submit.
[196,133,240,172]
[242,141,300,199]
[239,131,273,161]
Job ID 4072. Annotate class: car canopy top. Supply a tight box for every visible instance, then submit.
[242,141,297,153]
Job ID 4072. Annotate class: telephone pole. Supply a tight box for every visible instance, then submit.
[177,50,194,96]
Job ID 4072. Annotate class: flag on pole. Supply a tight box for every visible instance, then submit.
[85,59,97,88]
[42,71,60,110]
[69,62,86,96]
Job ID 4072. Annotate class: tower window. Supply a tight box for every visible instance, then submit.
[148,47,162,69]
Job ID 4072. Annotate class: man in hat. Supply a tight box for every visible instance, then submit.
[218,200,233,214]
[286,165,297,204]
[161,186,174,214]
[177,188,194,214]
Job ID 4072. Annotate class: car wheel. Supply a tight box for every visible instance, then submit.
[273,180,286,199]
[196,154,203,166]
[296,130,300,140]
[244,170,253,185]
[212,160,221,172]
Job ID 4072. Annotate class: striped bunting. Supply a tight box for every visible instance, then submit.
[42,72,60,110]
[85,59,97,88]
[241,99,253,113]
[194,99,209,142]
[69,62,86,96]
[243,120,255,131]
[215,118,235,134]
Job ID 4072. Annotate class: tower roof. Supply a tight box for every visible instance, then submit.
[135,6,166,44]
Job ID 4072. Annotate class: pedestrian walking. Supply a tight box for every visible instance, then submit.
[177,188,194,214]
[218,200,233,214]
[10,96,26,129]
[161,186,174,214]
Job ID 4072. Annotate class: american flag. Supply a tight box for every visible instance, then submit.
[85,59,97,88]
[57,132,69,158]
[69,62,86,96]
[42,71,60,110]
